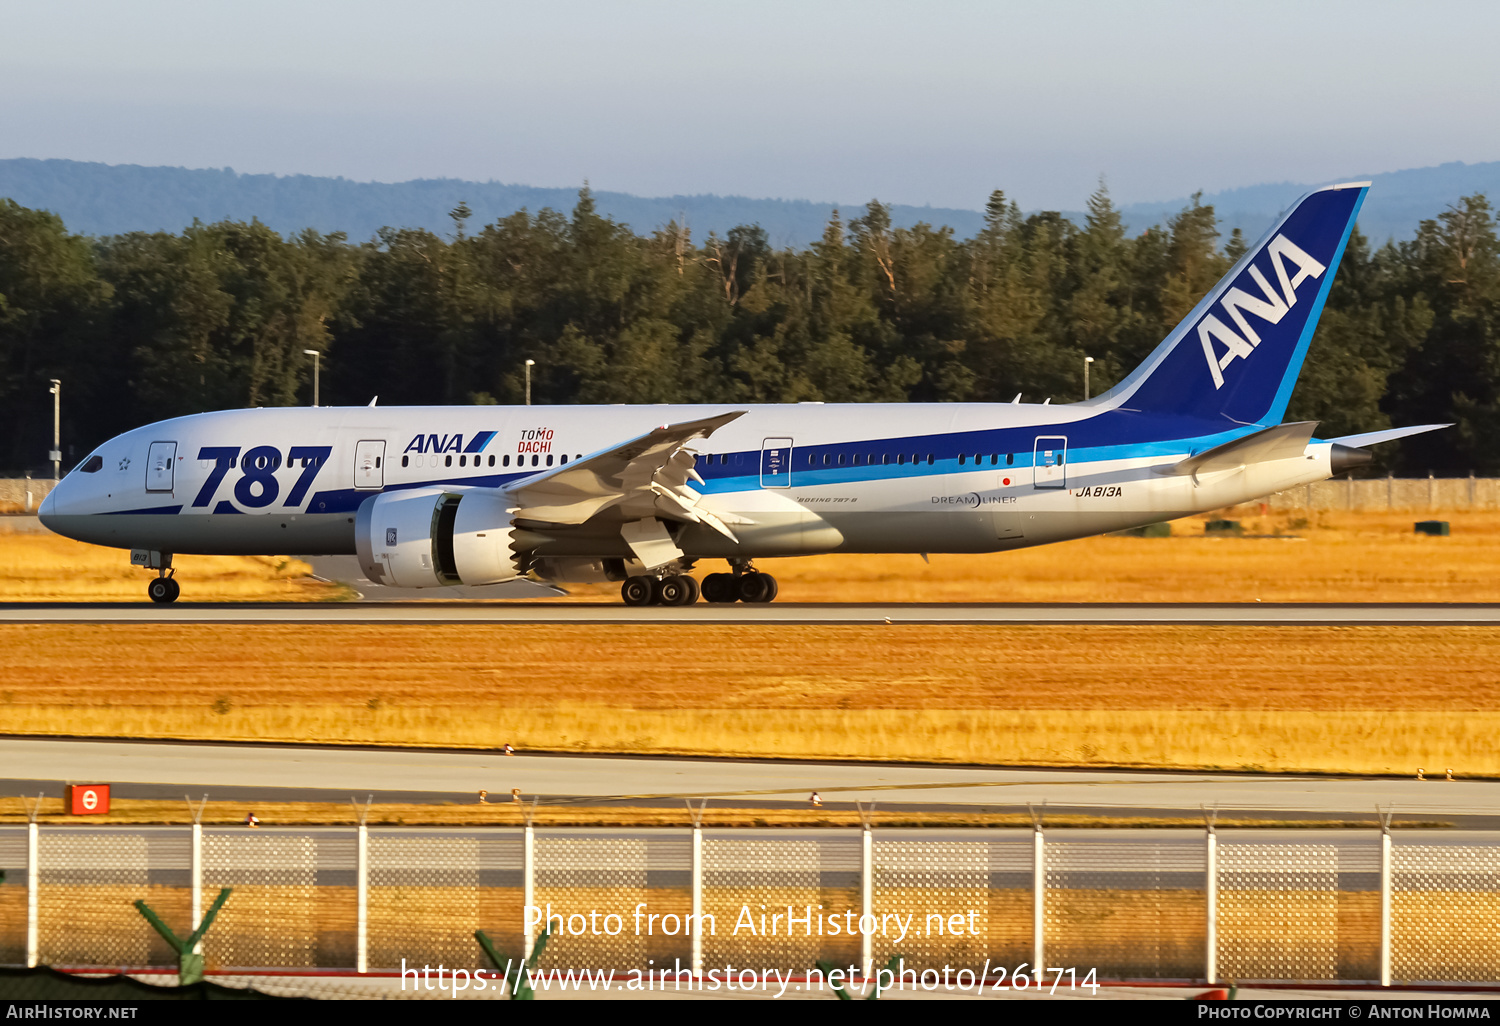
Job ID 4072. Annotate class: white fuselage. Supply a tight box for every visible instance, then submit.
[41,401,1335,584]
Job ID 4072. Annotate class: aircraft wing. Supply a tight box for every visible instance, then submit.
[504,411,750,566]
[1161,421,1320,476]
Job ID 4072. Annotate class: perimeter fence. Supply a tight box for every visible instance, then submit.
[1268,475,1500,511]
[2,817,1498,987]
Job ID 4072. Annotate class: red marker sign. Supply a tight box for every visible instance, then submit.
[67,784,111,815]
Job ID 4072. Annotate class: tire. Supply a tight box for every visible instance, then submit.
[736,571,776,604]
[147,578,176,604]
[621,576,655,606]
[658,576,691,606]
[758,573,778,603]
[164,578,181,603]
[702,573,736,603]
[680,575,700,605]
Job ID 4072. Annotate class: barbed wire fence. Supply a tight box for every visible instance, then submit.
[3,802,1500,997]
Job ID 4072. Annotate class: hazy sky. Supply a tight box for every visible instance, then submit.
[2,0,1497,211]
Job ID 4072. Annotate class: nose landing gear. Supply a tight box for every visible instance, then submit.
[135,550,179,604]
[147,570,180,604]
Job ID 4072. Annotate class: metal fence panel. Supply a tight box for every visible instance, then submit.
[1218,844,1339,982]
[202,830,319,970]
[36,831,186,968]
[1393,845,1500,983]
[1046,840,1204,979]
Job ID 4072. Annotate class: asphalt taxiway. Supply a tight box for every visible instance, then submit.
[2,738,1492,820]
[4,601,1500,625]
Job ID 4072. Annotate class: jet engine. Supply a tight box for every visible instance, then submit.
[355,488,520,588]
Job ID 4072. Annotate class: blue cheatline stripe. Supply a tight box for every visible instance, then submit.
[696,423,1267,494]
[103,505,183,515]
[1265,186,1368,425]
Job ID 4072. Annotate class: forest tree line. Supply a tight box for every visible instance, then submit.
[0,185,1496,475]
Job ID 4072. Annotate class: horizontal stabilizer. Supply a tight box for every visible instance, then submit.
[1162,421,1319,476]
[1325,423,1451,448]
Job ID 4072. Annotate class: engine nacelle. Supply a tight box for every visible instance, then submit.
[355,488,520,588]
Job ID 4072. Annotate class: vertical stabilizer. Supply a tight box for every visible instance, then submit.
[1098,182,1368,425]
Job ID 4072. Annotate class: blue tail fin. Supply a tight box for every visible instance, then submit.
[1099,182,1368,426]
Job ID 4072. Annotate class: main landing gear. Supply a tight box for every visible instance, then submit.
[621,573,700,607]
[620,562,778,607]
[147,569,180,604]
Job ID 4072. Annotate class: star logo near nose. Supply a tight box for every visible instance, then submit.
[118,457,131,471]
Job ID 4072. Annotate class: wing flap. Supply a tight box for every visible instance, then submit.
[505,410,750,567]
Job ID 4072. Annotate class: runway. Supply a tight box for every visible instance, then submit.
[2,738,1494,819]
[4,601,1500,625]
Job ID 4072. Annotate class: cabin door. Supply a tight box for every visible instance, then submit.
[355,440,386,490]
[760,437,792,488]
[1033,436,1067,489]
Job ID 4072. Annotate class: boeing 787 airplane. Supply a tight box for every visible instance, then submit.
[40,182,1445,605]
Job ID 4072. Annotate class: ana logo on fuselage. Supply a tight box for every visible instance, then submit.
[1200,234,1327,389]
[403,431,496,455]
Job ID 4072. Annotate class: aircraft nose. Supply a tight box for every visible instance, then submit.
[38,483,60,522]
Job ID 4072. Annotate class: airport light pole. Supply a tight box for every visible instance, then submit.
[525,359,535,406]
[303,350,320,407]
[1083,356,1094,401]
[48,379,61,480]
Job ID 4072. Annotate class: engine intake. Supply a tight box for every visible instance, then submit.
[355,488,520,588]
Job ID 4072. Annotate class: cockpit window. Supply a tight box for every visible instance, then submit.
[76,455,103,474]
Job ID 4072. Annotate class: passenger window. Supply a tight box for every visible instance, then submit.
[719,455,727,465]
[897,454,906,465]
[1007,453,1014,465]
[882,454,889,465]
[560,454,568,465]
[546,454,554,466]
[837,454,844,466]
[958,454,966,466]
[503,455,510,467]
[445,455,452,467]
[375,457,382,468]
[402,455,409,468]
[532,455,539,466]
[488,455,495,467]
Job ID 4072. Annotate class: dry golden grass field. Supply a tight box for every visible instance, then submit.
[3,509,1499,777]
[4,621,1500,775]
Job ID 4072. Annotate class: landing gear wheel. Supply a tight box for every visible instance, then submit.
[658,575,699,606]
[621,576,656,606]
[736,571,778,604]
[702,573,736,603]
[148,577,179,604]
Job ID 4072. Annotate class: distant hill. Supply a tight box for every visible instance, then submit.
[1,157,1497,247]
[0,158,985,247]
[1118,161,1500,245]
